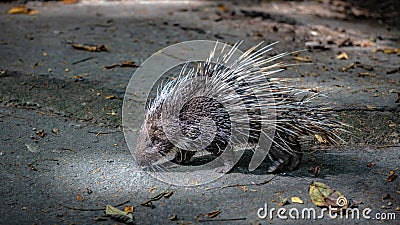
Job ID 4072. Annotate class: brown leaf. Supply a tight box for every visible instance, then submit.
[124,206,134,213]
[356,72,376,77]
[387,170,397,182]
[35,129,46,138]
[7,6,38,15]
[237,186,247,192]
[204,210,221,218]
[71,43,109,52]
[76,195,84,202]
[367,163,376,167]
[104,61,139,69]
[277,196,289,207]
[62,0,79,4]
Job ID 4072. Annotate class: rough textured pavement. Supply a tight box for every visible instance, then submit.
[0,0,399,224]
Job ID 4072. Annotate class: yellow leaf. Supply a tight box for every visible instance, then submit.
[387,170,397,182]
[314,134,327,144]
[105,95,116,100]
[291,196,304,204]
[7,6,38,15]
[336,52,349,60]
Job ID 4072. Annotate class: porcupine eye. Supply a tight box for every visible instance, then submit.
[178,96,231,156]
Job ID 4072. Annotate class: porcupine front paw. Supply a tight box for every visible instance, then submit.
[171,149,196,165]
[267,144,302,173]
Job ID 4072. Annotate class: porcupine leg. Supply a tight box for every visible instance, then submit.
[214,150,236,173]
[171,149,196,165]
[267,132,302,173]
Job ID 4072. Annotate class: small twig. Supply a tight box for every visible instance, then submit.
[58,200,130,211]
[88,131,118,136]
[204,174,278,191]
[72,56,94,65]
[0,111,27,120]
[60,148,77,153]
[197,217,246,222]
[377,145,400,149]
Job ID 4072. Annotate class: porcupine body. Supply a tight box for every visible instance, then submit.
[134,42,344,173]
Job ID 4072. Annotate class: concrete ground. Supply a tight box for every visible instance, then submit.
[0,0,399,224]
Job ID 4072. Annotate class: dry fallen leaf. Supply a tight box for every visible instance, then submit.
[375,48,400,55]
[123,206,134,213]
[105,95,116,100]
[71,43,109,52]
[366,105,377,109]
[51,128,59,134]
[105,205,134,224]
[76,195,84,202]
[387,170,397,182]
[291,196,304,204]
[336,52,349,60]
[309,181,347,208]
[278,196,289,207]
[103,61,139,69]
[35,129,46,138]
[341,62,355,72]
[167,214,178,221]
[163,191,174,198]
[293,56,313,62]
[7,6,38,15]
[204,210,221,218]
[356,72,376,77]
[367,163,376,167]
[148,186,157,193]
[63,0,79,4]
[314,134,327,144]
[238,186,247,192]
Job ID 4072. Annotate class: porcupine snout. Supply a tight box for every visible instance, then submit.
[134,112,175,169]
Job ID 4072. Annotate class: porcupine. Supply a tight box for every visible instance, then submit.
[134,41,344,173]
